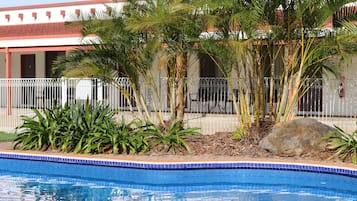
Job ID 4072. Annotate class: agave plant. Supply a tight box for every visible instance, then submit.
[324,125,357,164]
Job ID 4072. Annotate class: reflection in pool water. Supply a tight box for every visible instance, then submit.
[0,173,356,201]
[0,157,356,200]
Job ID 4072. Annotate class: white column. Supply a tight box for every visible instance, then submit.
[5,48,12,115]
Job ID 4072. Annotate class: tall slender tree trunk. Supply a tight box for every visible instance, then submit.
[276,43,293,122]
[269,62,275,120]
[252,46,266,127]
[175,52,187,124]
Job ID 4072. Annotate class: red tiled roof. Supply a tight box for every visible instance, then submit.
[0,22,82,40]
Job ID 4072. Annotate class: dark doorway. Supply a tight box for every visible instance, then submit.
[21,54,36,107]
[45,51,65,77]
[21,54,36,78]
[199,53,221,77]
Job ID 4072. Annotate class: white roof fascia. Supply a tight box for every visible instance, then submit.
[0,3,124,25]
[0,36,100,48]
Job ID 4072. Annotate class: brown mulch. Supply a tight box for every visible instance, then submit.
[149,120,336,162]
[0,120,341,163]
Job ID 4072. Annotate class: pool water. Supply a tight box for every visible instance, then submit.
[0,158,357,201]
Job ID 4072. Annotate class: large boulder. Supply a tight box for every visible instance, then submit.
[259,118,334,157]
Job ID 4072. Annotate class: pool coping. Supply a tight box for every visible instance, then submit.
[1,150,357,178]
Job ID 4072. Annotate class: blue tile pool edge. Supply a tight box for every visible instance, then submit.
[1,152,357,178]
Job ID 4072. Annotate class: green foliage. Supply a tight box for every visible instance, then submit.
[68,102,118,153]
[203,0,357,126]
[14,106,67,151]
[146,121,200,154]
[0,132,16,142]
[14,103,151,154]
[232,125,247,140]
[324,125,357,164]
[96,118,150,154]
[14,103,200,155]
[63,114,151,154]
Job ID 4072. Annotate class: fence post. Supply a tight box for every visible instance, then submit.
[5,48,12,115]
[6,79,12,115]
[97,79,103,102]
[146,86,151,112]
[61,77,67,107]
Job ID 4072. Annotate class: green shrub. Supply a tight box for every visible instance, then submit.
[14,103,119,153]
[14,103,200,155]
[70,103,119,153]
[146,121,200,153]
[115,118,150,154]
[232,125,247,140]
[14,105,68,151]
[14,103,153,155]
[79,118,150,154]
[324,125,357,164]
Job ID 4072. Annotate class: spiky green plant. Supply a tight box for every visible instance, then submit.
[324,125,357,163]
[146,121,200,154]
[14,105,70,151]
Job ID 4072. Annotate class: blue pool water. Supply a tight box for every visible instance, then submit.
[0,157,357,200]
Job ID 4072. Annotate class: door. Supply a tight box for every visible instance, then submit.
[199,53,219,77]
[21,55,36,107]
[21,54,36,78]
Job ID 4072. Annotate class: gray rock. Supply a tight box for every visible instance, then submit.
[259,118,335,157]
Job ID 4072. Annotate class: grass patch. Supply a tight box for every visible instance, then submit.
[0,132,16,142]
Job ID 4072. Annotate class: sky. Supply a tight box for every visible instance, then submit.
[0,0,84,8]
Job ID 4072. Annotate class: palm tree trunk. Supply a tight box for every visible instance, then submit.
[175,52,187,124]
[276,43,293,122]
[269,63,275,120]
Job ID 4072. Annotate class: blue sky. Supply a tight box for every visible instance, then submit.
[0,0,83,8]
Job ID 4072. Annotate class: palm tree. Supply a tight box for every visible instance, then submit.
[55,1,206,126]
[261,0,357,122]
[54,6,156,120]
[200,0,268,132]
[202,0,357,135]
[125,0,205,124]
[55,0,357,134]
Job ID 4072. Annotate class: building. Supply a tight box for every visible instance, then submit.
[0,0,124,79]
[0,0,357,124]
[2,1,356,79]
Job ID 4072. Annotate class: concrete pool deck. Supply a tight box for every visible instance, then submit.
[1,142,357,173]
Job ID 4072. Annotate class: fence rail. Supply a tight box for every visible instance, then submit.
[0,77,356,134]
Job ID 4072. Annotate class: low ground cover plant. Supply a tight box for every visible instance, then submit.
[14,103,200,154]
[0,132,16,142]
[146,121,200,153]
[324,126,357,164]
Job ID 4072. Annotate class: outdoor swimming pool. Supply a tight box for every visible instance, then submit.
[0,153,356,200]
